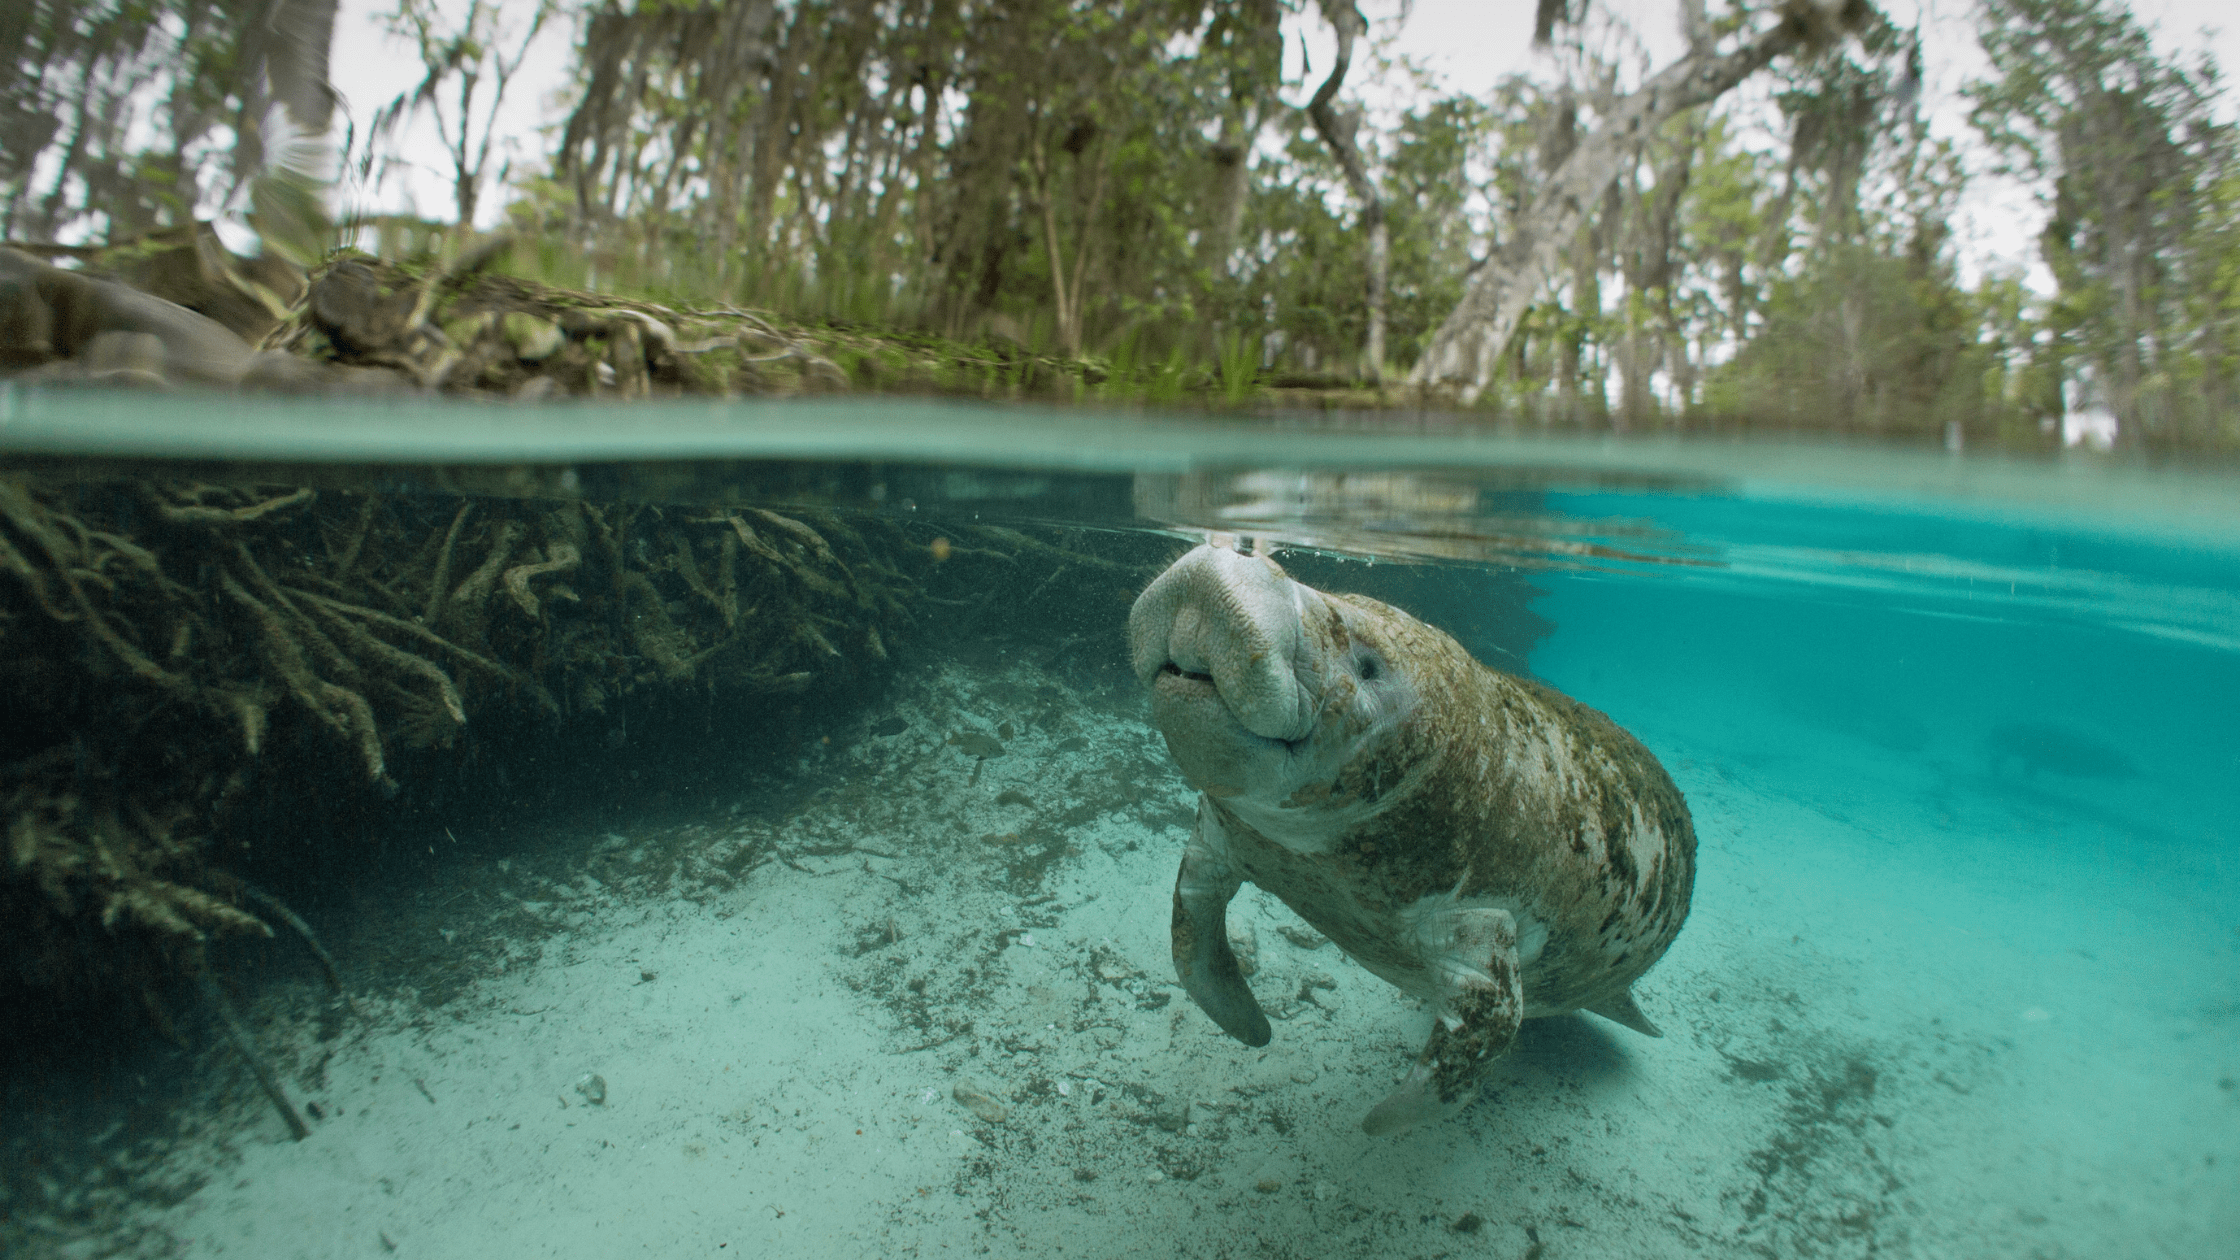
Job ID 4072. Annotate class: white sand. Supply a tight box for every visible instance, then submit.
[51,644,2239,1259]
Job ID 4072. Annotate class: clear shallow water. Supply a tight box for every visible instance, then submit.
[1,392,2234,1258]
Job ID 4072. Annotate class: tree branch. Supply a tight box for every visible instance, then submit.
[1306,0,1388,382]
[1412,1,1870,399]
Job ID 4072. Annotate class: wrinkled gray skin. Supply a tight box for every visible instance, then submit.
[1129,544,1695,1135]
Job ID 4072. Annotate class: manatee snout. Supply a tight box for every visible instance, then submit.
[1127,544,1318,743]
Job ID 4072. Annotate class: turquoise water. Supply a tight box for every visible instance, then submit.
[1,393,2233,1258]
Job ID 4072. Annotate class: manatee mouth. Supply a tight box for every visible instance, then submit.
[1153,661,1307,754]
[1158,661,1216,685]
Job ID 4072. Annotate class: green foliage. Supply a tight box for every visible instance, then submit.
[1970,0,2240,446]
[5,0,2237,447]
[1705,243,2021,438]
[1214,92,1489,381]
[1215,326,1260,403]
[1692,33,2039,441]
[1,0,338,245]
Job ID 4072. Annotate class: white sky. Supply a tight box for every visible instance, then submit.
[325,0,2240,286]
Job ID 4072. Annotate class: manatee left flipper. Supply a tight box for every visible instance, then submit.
[1171,801,1271,1047]
[1362,906,1523,1136]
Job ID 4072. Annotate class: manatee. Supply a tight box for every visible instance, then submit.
[1983,722,2138,781]
[1128,543,1695,1135]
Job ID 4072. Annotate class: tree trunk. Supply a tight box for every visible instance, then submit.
[1306,0,1386,383]
[1620,113,1701,420]
[1201,0,1281,275]
[1203,114,1255,274]
[1412,2,1859,400]
[704,0,782,273]
[1031,129,1108,359]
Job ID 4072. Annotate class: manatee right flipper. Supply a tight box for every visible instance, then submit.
[1171,803,1271,1047]
[1363,905,1523,1136]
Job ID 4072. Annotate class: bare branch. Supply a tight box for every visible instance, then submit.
[1307,0,1388,382]
[1412,1,1874,399]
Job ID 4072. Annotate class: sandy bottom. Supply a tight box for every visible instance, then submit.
[17,651,2237,1259]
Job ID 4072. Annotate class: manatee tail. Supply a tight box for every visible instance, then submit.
[1361,1062,1452,1136]
[1587,989,1663,1037]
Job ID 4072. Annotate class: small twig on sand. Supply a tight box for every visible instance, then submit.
[897,1028,971,1054]
[195,970,311,1141]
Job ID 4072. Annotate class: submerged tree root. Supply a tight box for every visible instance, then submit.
[193,965,310,1142]
[0,470,1166,1152]
[207,872,359,1020]
[1,474,930,1031]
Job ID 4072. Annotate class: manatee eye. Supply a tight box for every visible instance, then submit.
[1357,653,1381,681]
